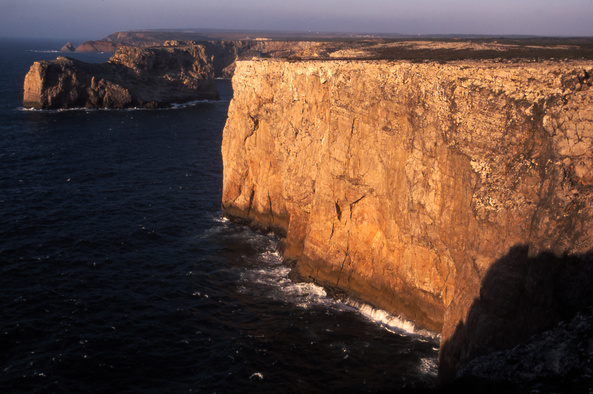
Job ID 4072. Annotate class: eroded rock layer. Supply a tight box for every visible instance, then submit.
[221,59,593,380]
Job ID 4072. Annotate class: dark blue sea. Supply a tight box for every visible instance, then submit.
[0,38,439,393]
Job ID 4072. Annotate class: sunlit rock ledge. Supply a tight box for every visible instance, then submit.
[221,58,593,382]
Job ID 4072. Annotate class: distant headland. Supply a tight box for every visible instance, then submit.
[63,29,593,60]
[25,29,593,109]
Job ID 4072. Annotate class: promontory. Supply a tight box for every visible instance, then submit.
[219,37,593,388]
[23,43,219,109]
[23,32,593,390]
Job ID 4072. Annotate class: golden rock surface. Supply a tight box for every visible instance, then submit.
[221,58,593,378]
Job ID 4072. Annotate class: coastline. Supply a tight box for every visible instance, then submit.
[19,32,593,385]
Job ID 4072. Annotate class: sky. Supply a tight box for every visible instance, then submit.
[1,0,592,41]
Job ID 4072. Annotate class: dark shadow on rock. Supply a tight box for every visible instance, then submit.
[439,245,593,390]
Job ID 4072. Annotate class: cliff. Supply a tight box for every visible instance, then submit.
[221,59,593,381]
[27,38,341,109]
[455,306,593,392]
[75,40,118,53]
[23,44,218,109]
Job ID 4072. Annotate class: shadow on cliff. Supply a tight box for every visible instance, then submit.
[439,245,593,392]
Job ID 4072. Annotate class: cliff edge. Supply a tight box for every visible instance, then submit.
[221,59,593,382]
[23,44,218,109]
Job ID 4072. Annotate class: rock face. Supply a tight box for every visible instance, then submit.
[23,44,218,109]
[221,59,593,381]
[60,42,75,52]
[24,38,338,110]
[455,306,593,392]
[75,40,117,53]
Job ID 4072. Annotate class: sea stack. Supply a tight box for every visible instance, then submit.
[60,42,75,52]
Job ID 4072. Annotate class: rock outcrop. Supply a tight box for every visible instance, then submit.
[75,40,118,53]
[23,44,218,109]
[221,59,593,381]
[60,42,75,52]
[454,306,593,392]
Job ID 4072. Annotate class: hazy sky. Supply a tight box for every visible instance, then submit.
[1,0,592,40]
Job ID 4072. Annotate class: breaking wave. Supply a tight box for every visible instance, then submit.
[25,49,60,53]
[344,298,441,340]
[216,216,440,342]
[18,99,228,113]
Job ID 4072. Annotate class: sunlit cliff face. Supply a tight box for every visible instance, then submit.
[221,59,593,378]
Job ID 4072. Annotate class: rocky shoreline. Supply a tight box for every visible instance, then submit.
[22,33,593,389]
[23,43,219,109]
[452,307,593,393]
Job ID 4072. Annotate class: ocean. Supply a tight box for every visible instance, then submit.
[0,38,439,393]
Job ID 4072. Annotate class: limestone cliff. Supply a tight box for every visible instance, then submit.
[23,44,218,109]
[26,39,339,109]
[221,59,593,380]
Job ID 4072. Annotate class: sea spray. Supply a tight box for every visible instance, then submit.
[231,222,441,342]
[344,298,441,340]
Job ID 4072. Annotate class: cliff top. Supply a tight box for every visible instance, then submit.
[350,38,593,62]
[73,29,593,62]
[255,37,593,62]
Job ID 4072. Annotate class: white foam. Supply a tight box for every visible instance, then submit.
[26,49,59,53]
[418,356,439,377]
[344,298,441,340]
[279,280,332,309]
[224,219,440,341]
[17,99,225,113]
[258,250,282,263]
[238,246,338,310]
[169,99,221,108]
[197,215,232,239]
[212,216,230,224]
[249,372,264,381]
[19,106,105,113]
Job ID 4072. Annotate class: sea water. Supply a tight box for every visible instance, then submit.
[0,39,439,393]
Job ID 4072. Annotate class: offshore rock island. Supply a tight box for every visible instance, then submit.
[23,31,593,389]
